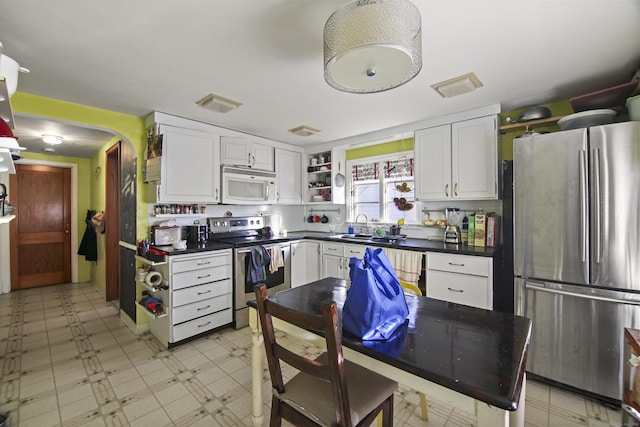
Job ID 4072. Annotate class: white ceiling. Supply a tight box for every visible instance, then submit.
[1,0,639,158]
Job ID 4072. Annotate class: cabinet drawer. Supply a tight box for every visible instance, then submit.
[172,279,232,307]
[427,252,490,277]
[171,309,232,342]
[172,265,231,290]
[172,293,232,324]
[343,244,366,258]
[426,270,492,310]
[323,242,343,256]
[171,251,232,274]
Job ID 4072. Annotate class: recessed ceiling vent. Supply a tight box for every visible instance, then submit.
[195,93,242,113]
[288,125,321,137]
[431,72,483,98]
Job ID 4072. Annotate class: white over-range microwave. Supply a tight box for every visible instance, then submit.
[221,166,277,205]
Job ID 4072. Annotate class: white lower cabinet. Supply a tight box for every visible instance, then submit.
[321,242,367,281]
[425,252,493,310]
[291,240,321,287]
[150,249,233,347]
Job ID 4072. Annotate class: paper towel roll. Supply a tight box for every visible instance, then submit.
[145,271,163,287]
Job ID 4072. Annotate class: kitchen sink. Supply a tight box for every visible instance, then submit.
[340,234,373,240]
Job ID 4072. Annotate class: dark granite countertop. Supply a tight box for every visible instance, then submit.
[285,231,501,257]
[152,241,234,256]
[247,277,531,411]
[153,231,501,257]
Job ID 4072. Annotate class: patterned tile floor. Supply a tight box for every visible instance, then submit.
[0,282,625,426]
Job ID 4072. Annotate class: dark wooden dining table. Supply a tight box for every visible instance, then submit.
[247,277,532,426]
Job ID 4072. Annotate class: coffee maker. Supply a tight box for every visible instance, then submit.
[444,207,461,244]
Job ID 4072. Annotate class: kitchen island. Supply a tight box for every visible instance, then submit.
[247,277,531,426]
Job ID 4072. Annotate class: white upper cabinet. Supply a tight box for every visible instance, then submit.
[220,136,274,171]
[414,124,451,200]
[415,115,498,201]
[275,148,302,204]
[150,125,220,204]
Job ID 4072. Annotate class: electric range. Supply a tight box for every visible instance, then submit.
[207,217,292,329]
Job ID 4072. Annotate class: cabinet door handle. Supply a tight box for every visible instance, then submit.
[196,261,211,266]
[445,184,449,197]
[448,262,465,267]
[328,247,338,252]
[197,290,212,295]
[454,183,458,196]
[447,287,464,293]
[197,321,212,328]
[197,305,211,311]
[197,274,212,280]
[215,188,219,200]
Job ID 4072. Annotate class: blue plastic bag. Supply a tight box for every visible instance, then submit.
[342,247,409,341]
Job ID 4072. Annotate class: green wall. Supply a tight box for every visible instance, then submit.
[11,92,148,292]
[347,138,414,160]
[498,100,575,160]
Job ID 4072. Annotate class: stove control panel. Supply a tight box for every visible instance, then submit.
[207,216,263,232]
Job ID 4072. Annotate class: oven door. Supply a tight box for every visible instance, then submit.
[234,243,290,328]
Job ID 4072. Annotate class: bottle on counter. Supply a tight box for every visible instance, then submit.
[461,215,468,244]
[467,213,475,246]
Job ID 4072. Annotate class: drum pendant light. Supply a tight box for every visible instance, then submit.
[324,0,422,93]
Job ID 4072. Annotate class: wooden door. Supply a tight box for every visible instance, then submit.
[10,164,71,289]
[105,143,120,301]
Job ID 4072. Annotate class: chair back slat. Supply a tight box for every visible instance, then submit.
[273,344,332,381]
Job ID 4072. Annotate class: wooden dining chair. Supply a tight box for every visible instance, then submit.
[254,284,398,427]
[400,281,429,422]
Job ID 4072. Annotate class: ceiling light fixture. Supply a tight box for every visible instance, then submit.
[42,134,63,145]
[431,72,483,98]
[324,0,422,94]
[195,93,242,113]
[288,125,321,137]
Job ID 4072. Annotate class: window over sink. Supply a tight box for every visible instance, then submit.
[347,151,418,225]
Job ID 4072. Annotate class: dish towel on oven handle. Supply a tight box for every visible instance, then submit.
[342,247,409,341]
[250,246,272,284]
[268,246,284,274]
[383,248,422,287]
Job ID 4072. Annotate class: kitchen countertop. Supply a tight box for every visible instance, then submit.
[153,231,501,257]
[152,241,234,256]
[285,231,502,257]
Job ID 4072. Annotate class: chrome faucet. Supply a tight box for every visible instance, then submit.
[354,213,369,234]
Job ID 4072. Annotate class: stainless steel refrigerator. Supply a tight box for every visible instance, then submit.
[514,121,640,403]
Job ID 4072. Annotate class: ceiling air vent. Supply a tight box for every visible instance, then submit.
[288,125,320,137]
[195,93,242,113]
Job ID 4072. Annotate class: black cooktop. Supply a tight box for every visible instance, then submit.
[211,235,292,247]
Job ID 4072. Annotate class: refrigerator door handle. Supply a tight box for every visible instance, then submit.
[525,282,640,306]
[579,149,588,263]
[593,147,602,264]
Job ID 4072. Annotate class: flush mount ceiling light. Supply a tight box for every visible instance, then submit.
[431,72,483,98]
[195,93,242,113]
[288,125,321,137]
[42,134,63,145]
[324,0,422,94]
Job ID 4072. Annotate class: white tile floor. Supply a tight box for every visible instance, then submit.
[0,282,625,426]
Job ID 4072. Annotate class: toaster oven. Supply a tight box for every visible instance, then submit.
[151,225,182,245]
